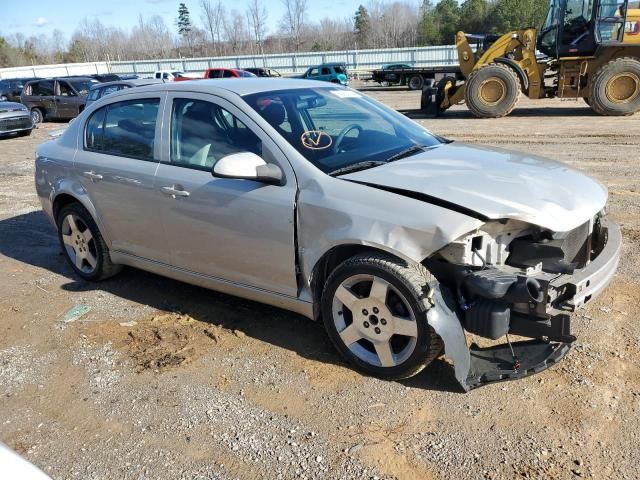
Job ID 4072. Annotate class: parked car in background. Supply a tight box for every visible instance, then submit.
[90,73,138,83]
[34,79,620,391]
[243,67,282,77]
[203,68,257,79]
[85,78,165,107]
[297,63,348,85]
[21,77,98,124]
[153,70,193,82]
[0,77,42,102]
[0,101,33,137]
[381,63,413,70]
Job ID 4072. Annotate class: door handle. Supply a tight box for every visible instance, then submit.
[83,171,103,182]
[161,185,190,198]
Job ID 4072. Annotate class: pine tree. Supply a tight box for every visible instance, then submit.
[354,5,371,49]
[459,0,491,34]
[418,0,439,45]
[433,0,461,45]
[177,3,192,43]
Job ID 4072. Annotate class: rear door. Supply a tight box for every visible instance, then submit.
[55,80,81,119]
[24,80,55,115]
[154,92,298,296]
[73,93,169,262]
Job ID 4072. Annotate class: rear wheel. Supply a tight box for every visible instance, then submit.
[465,63,521,118]
[56,203,121,281]
[408,75,424,91]
[590,57,640,116]
[321,253,442,380]
[30,108,43,125]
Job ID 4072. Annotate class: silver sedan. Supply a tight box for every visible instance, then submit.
[35,79,621,391]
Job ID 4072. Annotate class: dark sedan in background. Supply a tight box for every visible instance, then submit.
[85,78,165,107]
[0,101,33,137]
[0,77,42,102]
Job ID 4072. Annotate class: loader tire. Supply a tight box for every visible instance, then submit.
[589,57,640,116]
[465,63,521,118]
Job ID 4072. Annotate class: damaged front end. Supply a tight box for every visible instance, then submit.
[423,211,621,391]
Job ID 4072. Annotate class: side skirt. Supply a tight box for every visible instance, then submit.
[111,251,315,320]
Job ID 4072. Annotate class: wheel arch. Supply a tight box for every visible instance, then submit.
[51,189,112,245]
[493,57,529,93]
[309,243,415,321]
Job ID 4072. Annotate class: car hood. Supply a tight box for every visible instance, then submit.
[342,143,607,232]
[0,101,27,113]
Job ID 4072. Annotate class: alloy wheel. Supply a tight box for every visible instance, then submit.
[331,274,418,368]
[61,213,98,274]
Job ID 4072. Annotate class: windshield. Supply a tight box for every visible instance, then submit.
[68,79,98,95]
[244,87,443,174]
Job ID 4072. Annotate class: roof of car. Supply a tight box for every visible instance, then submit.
[108,78,338,98]
[88,78,165,90]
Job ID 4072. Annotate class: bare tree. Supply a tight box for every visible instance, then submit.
[247,0,268,56]
[280,0,307,51]
[224,9,249,54]
[200,0,225,55]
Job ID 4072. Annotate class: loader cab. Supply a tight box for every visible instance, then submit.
[538,0,632,58]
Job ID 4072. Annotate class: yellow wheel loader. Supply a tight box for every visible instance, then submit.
[421,0,640,117]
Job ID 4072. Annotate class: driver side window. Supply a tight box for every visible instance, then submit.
[170,98,262,171]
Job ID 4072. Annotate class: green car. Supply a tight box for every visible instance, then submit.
[297,63,348,85]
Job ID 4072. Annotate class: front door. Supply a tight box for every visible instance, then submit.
[558,0,598,56]
[73,94,169,263]
[154,93,298,297]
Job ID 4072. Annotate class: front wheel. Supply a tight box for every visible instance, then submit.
[321,253,442,380]
[465,63,521,118]
[56,203,122,281]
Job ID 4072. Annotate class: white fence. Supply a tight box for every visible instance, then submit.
[109,45,458,76]
[0,61,110,80]
[0,45,458,80]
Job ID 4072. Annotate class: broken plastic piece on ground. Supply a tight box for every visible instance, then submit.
[61,304,91,323]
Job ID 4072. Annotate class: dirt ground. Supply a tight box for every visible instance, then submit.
[1,89,639,480]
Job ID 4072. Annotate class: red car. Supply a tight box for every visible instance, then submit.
[203,68,257,79]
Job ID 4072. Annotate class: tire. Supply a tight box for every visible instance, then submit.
[408,75,424,91]
[589,57,640,116]
[30,108,43,125]
[583,97,591,106]
[17,129,32,137]
[56,203,122,281]
[465,63,521,118]
[321,252,442,381]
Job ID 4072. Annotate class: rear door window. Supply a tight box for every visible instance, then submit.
[222,70,235,78]
[84,98,160,161]
[31,80,54,96]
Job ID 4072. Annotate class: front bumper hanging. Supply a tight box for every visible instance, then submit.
[427,221,621,392]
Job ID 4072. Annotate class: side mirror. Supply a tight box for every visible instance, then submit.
[212,152,283,185]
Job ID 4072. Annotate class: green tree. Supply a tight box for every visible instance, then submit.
[433,0,461,45]
[489,0,548,33]
[459,0,492,34]
[354,5,371,48]
[177,2,193,51]
[418,0,439,45]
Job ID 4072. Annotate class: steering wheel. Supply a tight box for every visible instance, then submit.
[333,124,363,153]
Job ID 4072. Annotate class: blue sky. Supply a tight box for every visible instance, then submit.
[1,0,369,41]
